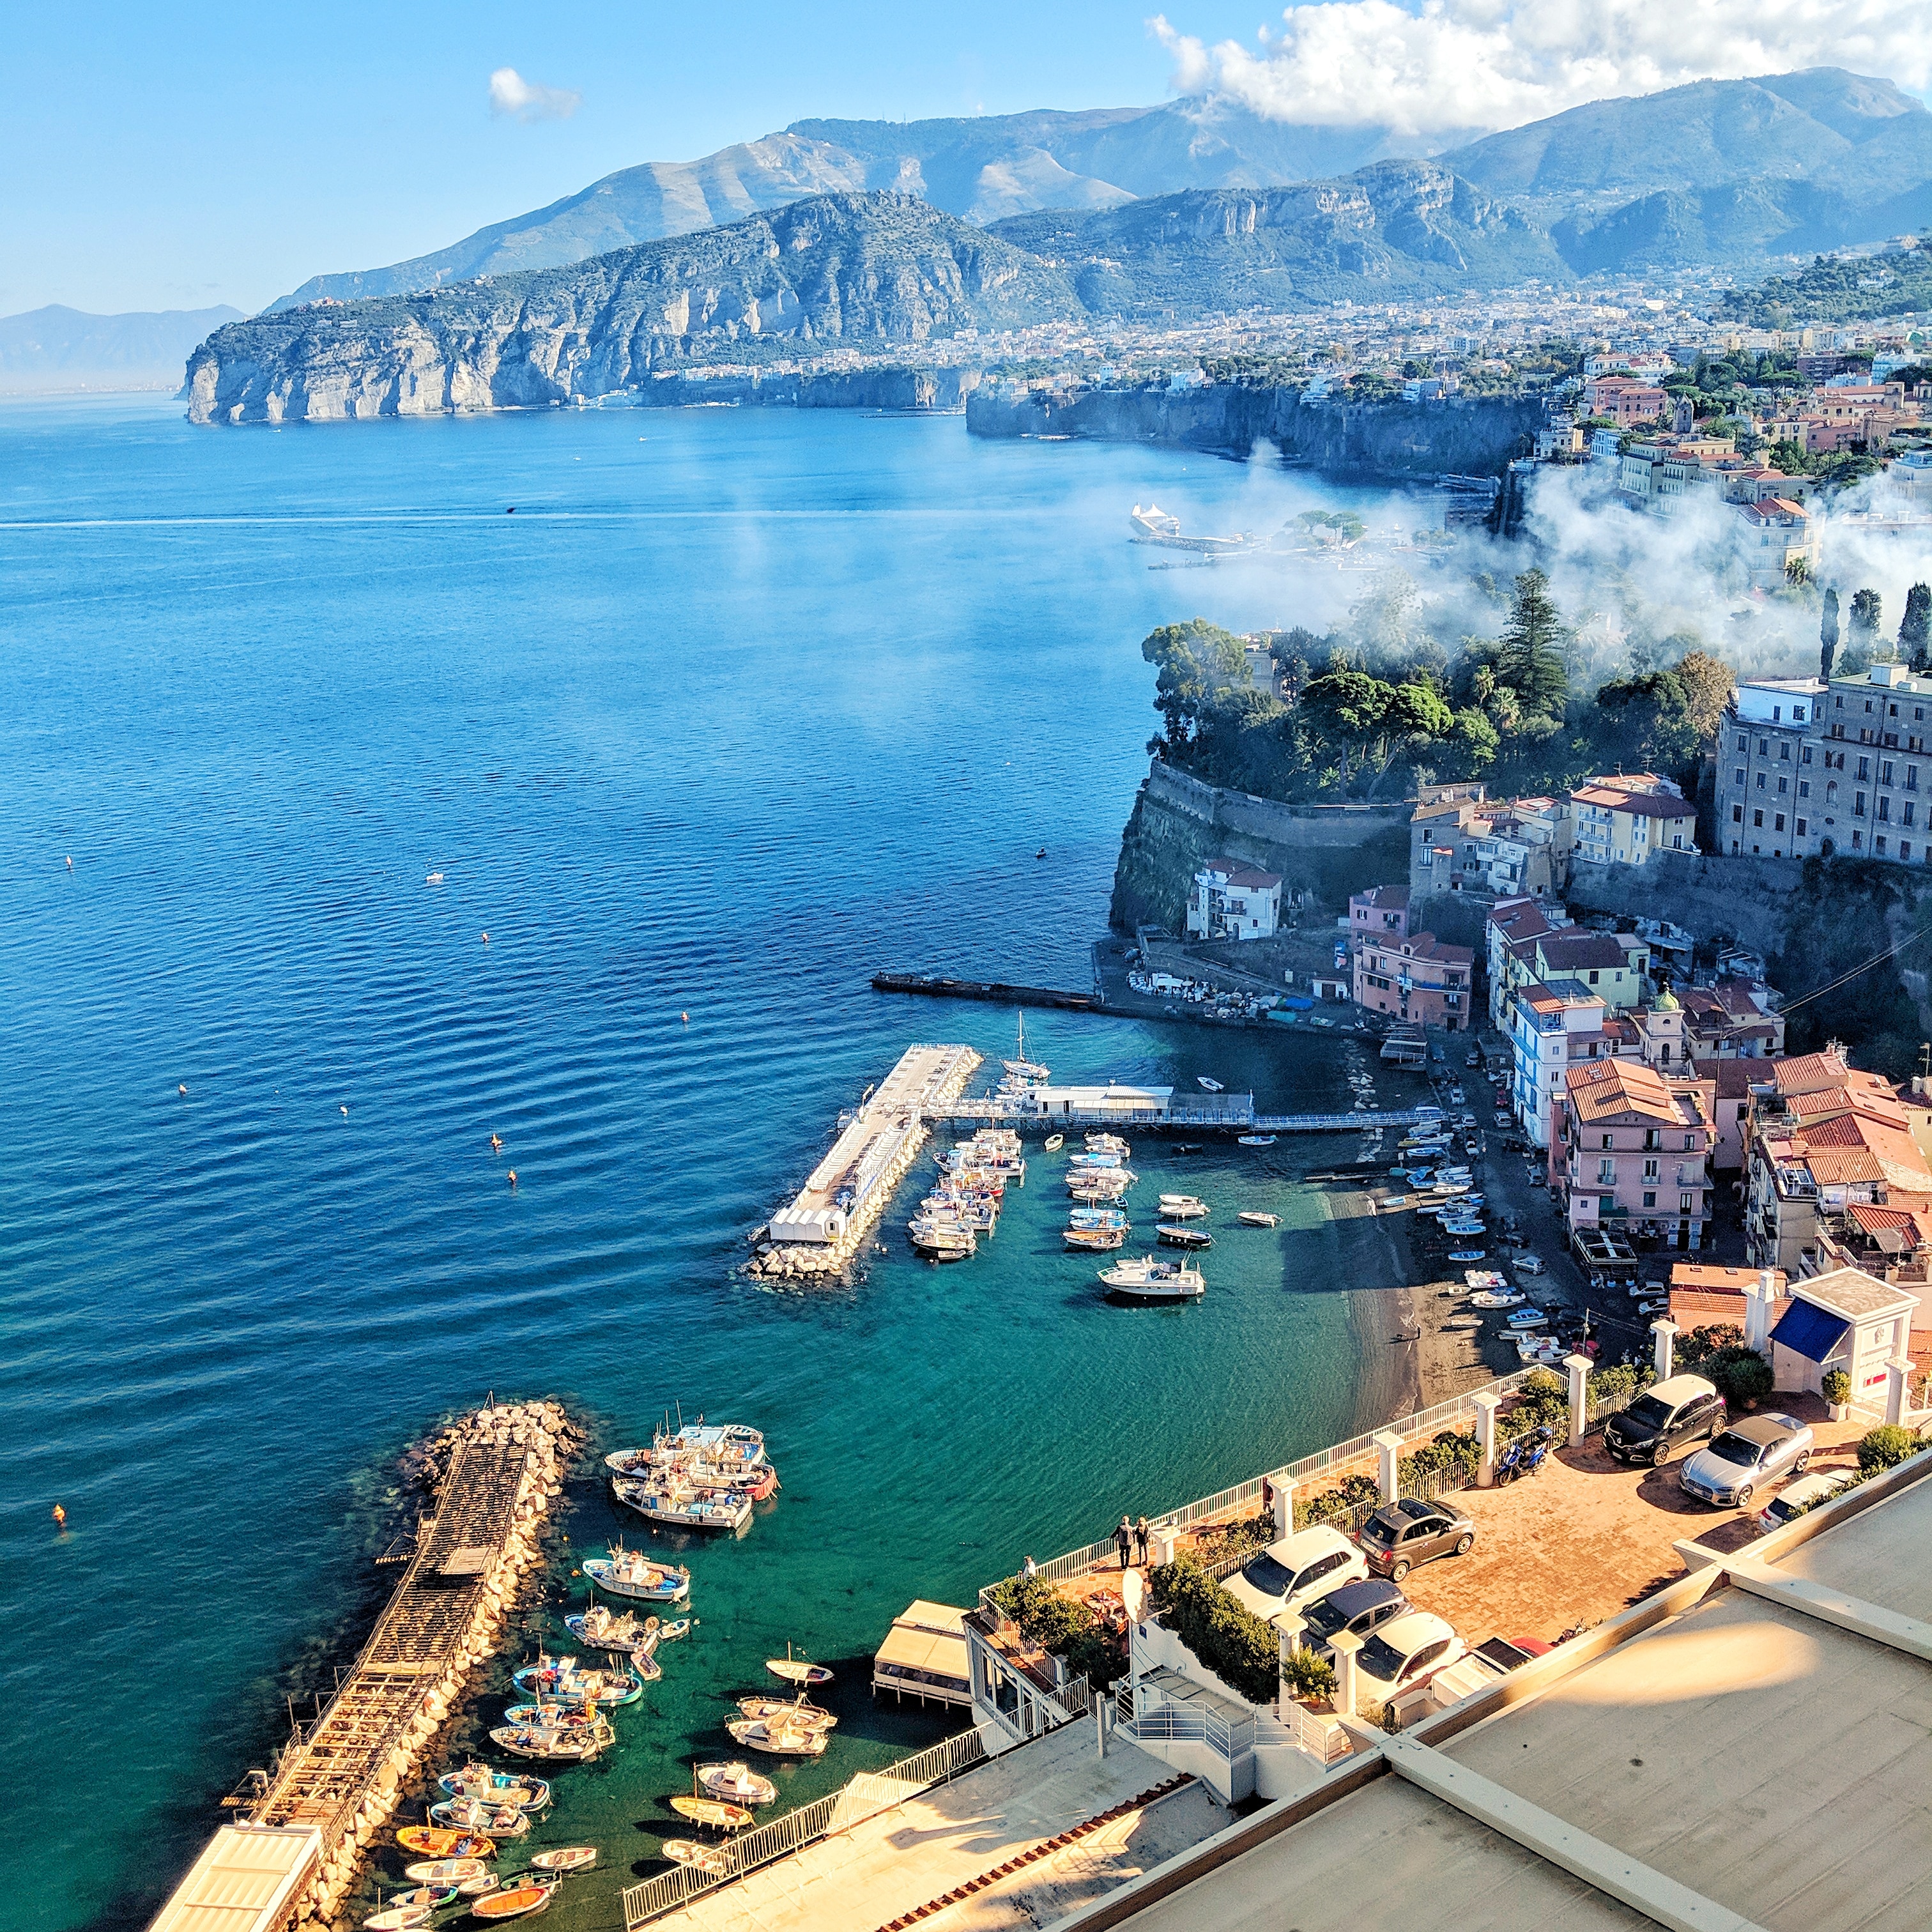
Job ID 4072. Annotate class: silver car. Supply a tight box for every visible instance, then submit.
[1680,1413,1814,1508]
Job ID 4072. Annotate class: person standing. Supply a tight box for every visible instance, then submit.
[1135,1515,1151,1564]
[1115,1515,1133,1570]
[1020,1554,1038,1582]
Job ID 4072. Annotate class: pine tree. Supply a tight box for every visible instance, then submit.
[1820,586,1839,683]
[1497,567,1569,718]
[1850,587,1882,638]
[1901,583,1932,675]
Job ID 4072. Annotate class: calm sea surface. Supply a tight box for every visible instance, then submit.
[0,397,1423,1931]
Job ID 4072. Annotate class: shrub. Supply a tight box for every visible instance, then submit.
[1676,1324,1745,1371]
[1501,1368,1568,1441]
[1705,1346,1774,1409]
[1399,1430,1480,1491]
[1822,1368,1851,1406]
[1296,1473,1379,1529]
[985,1574,1126,1690]
[1858,1424,1921,1473]
[1147,1555,1280,1705]
[1282,1647,1337,1701]
[1586,1361,1654,1411]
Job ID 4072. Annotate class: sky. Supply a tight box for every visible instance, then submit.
[5,0,1929,318]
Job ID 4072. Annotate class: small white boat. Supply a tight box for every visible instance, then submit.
[365,1909,431,1931]
[1469,1290,1524,1309]
[581,1544,692,1604]
[1506,1307,1549,1328]
[1237,1134,1277,1147]
[737,1695,836,1730]
[1044,1133,1064,1151]
[1236,1211,1278,1228]
[765,1647,833,1687]
[1065,1225,1126,1250]
[613,1475,754,1532]
[728,1715,829,1756]
[1100,1255,1206,1303]
[529,1846,597,1875]
[1197,1077,1225,1092]
[698,1761,779,1806]
[663,1841,732,1876]
[403,1859,489,1885]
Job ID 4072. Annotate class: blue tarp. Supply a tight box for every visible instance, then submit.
[1770,1298,1851,1363]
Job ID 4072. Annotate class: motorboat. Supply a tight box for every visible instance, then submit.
[736,1695,836,1730]
[613,1476,755,1533]
[766,1646,832,1687]
[668,1795,753,1831]
[528,1848,597,1875]
[1470,1290,1525,1309]
[1155,1224,1213,1249]
[1236,1211,1279,1227]
[1463,1270,1510,1289]
[511,1655,642,1706]
[429,1800,528,1839]
[1068,1206,1128,1229]
[437,1767,550,1811]
[727,1715,829,1756]
[1100,1256,1206,1304]
[664,1840,732,1876]
[1237,1134,1277,1147]
[488,1718,611,1763]
[654,1616,693,1644]
[1447,1249,1486,1263]
[1064,1225,1126,1251]
[565,1606,651,1653]
[395,1827,495,1859]
[1044,1134,1064,1151]
[698,1761,779,1806]
[470,1882,557,1920]
[1506,1307,1549,1329]
[581,1544,691,1604]
[1197,1077,1225,1091]
[1085,1132,1131,1154]
[909,1226,976,1262]
[403,1858,489,1885]
[1156,1195,1208,1218]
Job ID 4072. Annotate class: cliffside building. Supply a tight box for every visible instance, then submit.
[1186,857,1281,941]
[1561,773,1698,867]
[1347,884,1411,949]
[1716,675,1825,857]
[1408,783,1569,901]
[1354,931,1475,1032]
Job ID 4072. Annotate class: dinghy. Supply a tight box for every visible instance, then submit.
[765,1648,832,1687]
[1236,1211,1278,1227]
[1236,1134,1277,1147]
[470,1881,556,1920]
[698,1761,779,1806]
[403,1858,489,1885]
[581,1544,692,1604]
[1043,1134,1064,1151]
[528,1847,597,1875]
[653,1617,693,1644]
[429,1800,529,1837]
[438,1767,550,1811]
[364,1908,431,1931]
[727,1714,829,1756]
[392,1887,457,1912]
[668,1795,753,1830]
[663,1840,732,1876]
[1197,1077,1225,1091]
[457,1872,502,1899]
[395,1827,494,1859]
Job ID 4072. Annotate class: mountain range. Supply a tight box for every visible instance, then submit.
[0,303,243,394]
[265,68,1932,311]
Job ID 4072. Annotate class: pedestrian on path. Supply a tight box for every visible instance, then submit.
[1115,1515,1133,1569]
[1020,1554,1038,1582]
[1135,1515,1151,1564]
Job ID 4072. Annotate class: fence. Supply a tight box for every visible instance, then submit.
[620,1726,992,1929]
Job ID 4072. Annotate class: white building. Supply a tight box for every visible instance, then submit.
[1507,978,1608,1147]
[1768,1268,1918,1406]
[1186,857,1282,941]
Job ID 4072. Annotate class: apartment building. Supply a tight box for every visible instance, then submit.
[1186,857,1282,941]
[1354,930,1475,1031]
[1484,897,1568,1028]
[1715,676,1825,857]
[1407,783,1570,900]
[1805,663,1932,864]
[1347,884,1411,949]
[1735,496,1820,591]
[1507,977,1610,1147]
[1554,1058,1715,1252]
[1583,376,1666,425]
[1563,774,1698,867]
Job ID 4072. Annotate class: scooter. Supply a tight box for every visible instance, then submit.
[1496,1425,1554,1485]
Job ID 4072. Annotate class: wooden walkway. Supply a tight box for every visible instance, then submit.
[928,1105,1424,1136]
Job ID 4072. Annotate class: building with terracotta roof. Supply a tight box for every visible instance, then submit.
[1186,856,1282,941]
[1554,1057,1714,1250]
[1562,774,1699,868]
[1483,898,1567,1029]
[1505,978,1609,1149]
[1406,784,1570,901]
[1347,884,1410,949]
[1667,1261,1788,1338]
[1354,930,1475,1032]
[1692,1057,1759,1175]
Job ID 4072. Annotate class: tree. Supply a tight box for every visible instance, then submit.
[1850,588,1883,639]
[1140,619,1252,749]
[1496,568,1570,718]
[1300,670,1390,779]
[1785,555,1812,588]
[1820,586,1840,684]
[1672,650,1735,744]
[1901,583,1932,675]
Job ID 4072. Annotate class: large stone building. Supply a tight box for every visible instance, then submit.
[1407,783,1568,901]
[1716,675,1826,857]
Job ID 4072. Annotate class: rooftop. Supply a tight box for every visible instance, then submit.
[1352,884,1409,910]
[1793,1264,1919,1321]
[1565,1057,1706,1129]
[1197,857,1282,889]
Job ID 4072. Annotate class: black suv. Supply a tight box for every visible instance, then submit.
[1602,1374,1725,1466]
[1298,1579,1409,1662]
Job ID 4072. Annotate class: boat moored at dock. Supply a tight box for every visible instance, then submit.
[581,1544,691,1602]
[613,1474,755,1533]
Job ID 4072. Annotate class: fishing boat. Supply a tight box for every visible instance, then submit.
[488,1718,611,1763]
[663,1841,732,1876]
[581,1544,691,1604]
[565,1606,651,1653]
[458,1871,504,1898]
[1237,1134,1277,1147]
[1156,1195,1207,1218]
[1043,1134,1064,1151]
[392,1885,458,1911]
[698,1762,779,1806]
[1155,1224,1213,1249]
[1066,1151,1124,1171]
[1197,1077,1225,1092]
[528,1847,597,1875]
[1085,1133,1131,1156]
[1236,1211,1278,1228]
[395,1827,495,1859]
[364,1908,431,1931]
[909,1227,976,1262]
[735,1695,836,1730]
[470,1881,557,1920]
[438,1767,550,1811]
[1067,1206,1128,1230]
[1064,1225,1126,1251]
[404,1858,489,1885]
[1100,1256,1206,1304]
[668,1795,753,1830]
[1506,1307,1549,1329]
[429,1800,530,1837]
[727,1714,830,1756]
[1447,1249,1487,1263]
[512,1655,642,1707]
[765,1646,833,1687]
[654,1616,693,1644]
[607,1422,767,1478]
[613,1475,755,1533]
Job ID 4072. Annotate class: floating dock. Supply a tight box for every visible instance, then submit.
[151,1401,575,1931]
[751,1044,981,1282]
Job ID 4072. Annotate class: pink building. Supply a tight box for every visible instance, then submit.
[1348,884,1411,947]
[1554,1057,1715,1252]
[1354,930,1475,1032]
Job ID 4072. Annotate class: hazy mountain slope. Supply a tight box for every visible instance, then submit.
[193,195,1078,423]
[992,162,1568,314]
[0,303,244,393]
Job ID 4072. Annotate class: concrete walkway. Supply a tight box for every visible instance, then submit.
[654,1723,1214,1932]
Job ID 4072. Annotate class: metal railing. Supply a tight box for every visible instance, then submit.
[620,1726,993,1929]
[1124,1703,1255,1763]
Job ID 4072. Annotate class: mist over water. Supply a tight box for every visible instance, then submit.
[0,398,1425,1931]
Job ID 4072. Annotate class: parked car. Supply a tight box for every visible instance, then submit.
[1680,1413,1814,1508]
[1222,1524,1367,1621]
[1754,1466,1857,1533]
[1357,1497,1476,1581]
[1601,1374,1724,1467]
[1356,1611,1466,1690]
[1298,1577,1409,1662]
[1515,1254,1545,1275]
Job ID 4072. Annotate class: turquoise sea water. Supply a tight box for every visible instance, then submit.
[0,397,1423,1931]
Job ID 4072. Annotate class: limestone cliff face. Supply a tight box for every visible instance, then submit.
[187,195,1074,425]
[967,383,1543,479]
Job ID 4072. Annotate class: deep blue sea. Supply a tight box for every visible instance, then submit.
[0,396,1423,1931]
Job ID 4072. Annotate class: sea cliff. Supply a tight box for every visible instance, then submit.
[968,383,1544,477]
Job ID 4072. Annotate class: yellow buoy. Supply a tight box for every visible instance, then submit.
[52,1504,66,1529]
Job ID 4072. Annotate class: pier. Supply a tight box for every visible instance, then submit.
[152,1401,574,1931]
[751,1044,981,1282]
[871,971,1101,1013]
[932,1098,1427,1135]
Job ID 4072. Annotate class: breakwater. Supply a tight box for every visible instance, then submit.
[967,383,1545,480]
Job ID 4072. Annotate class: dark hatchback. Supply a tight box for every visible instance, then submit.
[1298,1578,1410,1661]
[1601,1374,1725,1467]
[1357,1497,1476,1580]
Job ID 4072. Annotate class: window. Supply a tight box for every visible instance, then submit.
[1735,733,1747,751]
[1780,742,1791,760]
[1798,780,1810,798]
[1802,744,1814,765]
[1883,762,1895,786]
[1598,1158,1616,1184]
[1856,792,1867,816]
[1797,818,1807,835]
[1837,696,1844,708]
[1589,969,1600,983]
[1643,1159,1659,1179]
[1753,809,1764,827]
[1880,796,1891,822]
[1600,1135,1613,1150]
[1644,1130,1660,1151]
[1683,1134,1695,1151]
[1643,1190,1657,1208]
[1733,767,1746,787]
[1777,777,1788,793]
[1680,1192,1695,1213]
[1758,739,1769,756]
[1774,814,1785,832]
[1904,843,1914,861]
[1878,835,1889,854]
[1827,781,1839,804]
[1756,772,1767,790]
[1859,756,1871,779]
[1912,767,1922,792]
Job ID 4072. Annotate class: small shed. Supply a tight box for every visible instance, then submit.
[1769,1266,1917,1402]
[148,1825,321,1932]
[873,1600,972,1709]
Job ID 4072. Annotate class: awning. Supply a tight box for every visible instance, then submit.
[1770,1298,1851,1363]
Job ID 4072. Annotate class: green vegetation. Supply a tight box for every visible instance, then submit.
[1857,1424,1920,1473]
[1295,1472,1380,1529]
[1397,1430,1480,1491]
[985,1573,1124,1689]
[1503,1368,1569,1441]
[1720,240,1932,326]
[1586,1361,1656,1411]
[1147,1554,1283,1705]
[1821,1368,1851,1406]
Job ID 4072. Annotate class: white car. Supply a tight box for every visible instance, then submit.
[1222,1524,1367,1622]
[1515,1254,1545,1276]
[1755,1467,1857,1532]
[1355,1611,1466,1692]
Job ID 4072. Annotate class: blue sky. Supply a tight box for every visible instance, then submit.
[2,3,1254,316]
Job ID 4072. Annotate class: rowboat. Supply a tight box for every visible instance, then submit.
[1044,1134,1064,1151]
[727,1715,829,1756]
[470,1881,556,1920]
[668,1795,753,1830]
[403,1859,488,1885]
[429,1800,528,1837]
[1197,1077,1224,1091]
[1067,1206,1128,1229]
[566,1606,652,1653]
[392,1887,457,1912]
[528,1846,597,1875]
[364,1908,431,1931]
[511,1657,642,1706]
[1237,1134,1278,1147]
[1236,1211,1278,1227]
[1155,1224,1213,1249]
[735,1695,836,1730]
[581,1545,692,1604]
[489,1721,610,1763]
[458,1872,503,1898]
[765,1649,832,1687]
[654,1617,693,1644]
[698,1761,779,1805]
[437,1767,550,1811]
[395,1827,494,1859]
[1064,1225,1125,1251]
[663,1840,732,1876]
[1156,1196,1207,1218]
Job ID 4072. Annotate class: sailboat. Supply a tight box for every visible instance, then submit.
[999,1011,1050,1091]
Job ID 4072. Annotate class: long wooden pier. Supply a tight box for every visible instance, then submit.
[929,1103,1426,1135]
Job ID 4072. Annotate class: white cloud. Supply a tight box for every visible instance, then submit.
[1149,1,1932,137]
[488,66,582,123]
